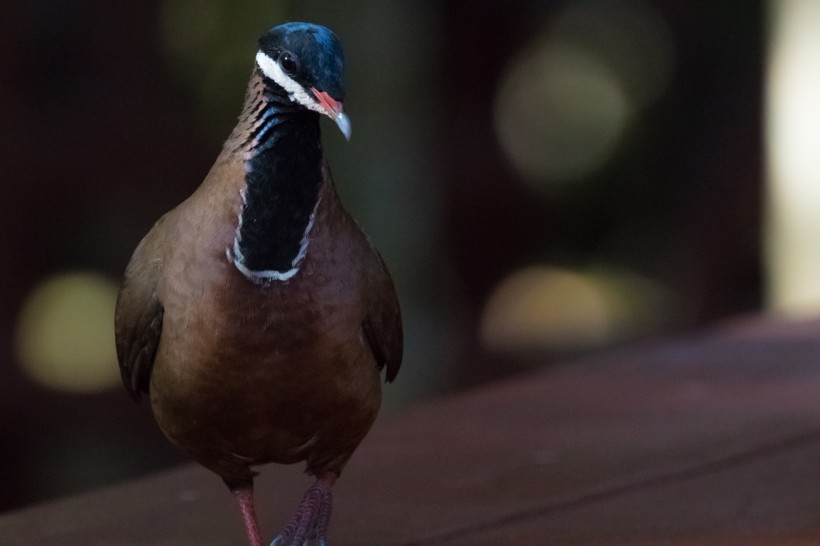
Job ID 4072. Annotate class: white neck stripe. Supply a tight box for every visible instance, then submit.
[227,196,321,284]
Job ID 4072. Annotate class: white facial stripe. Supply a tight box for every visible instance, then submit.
[255,51,326,115]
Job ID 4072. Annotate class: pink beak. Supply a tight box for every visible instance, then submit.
[311,88,351,140]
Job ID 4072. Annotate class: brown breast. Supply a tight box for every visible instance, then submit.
[147,164,385,483]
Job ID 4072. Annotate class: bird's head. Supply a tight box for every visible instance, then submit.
[256,22,351,140]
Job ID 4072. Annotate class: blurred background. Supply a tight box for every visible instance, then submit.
[2,0,817,513]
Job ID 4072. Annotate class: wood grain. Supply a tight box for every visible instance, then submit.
[3,316,820,545]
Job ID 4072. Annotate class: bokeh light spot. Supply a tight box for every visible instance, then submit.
[766,0,820,315]
[481,266,612,352]
[480,265,671,353]
[15,272,120,393]
[494,0,674,187]
[495,42,630,183]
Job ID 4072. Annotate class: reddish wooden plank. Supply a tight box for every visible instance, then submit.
[2,317,820,545]
[435,438,820,545]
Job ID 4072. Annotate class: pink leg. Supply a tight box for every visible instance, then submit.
[272,473,337,546]
[232,485,263,546]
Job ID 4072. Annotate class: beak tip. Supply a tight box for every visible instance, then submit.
[335,112,352,141]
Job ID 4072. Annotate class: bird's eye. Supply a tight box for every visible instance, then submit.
[279,52,298,76]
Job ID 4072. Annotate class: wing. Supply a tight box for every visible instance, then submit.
[363,252,403,383]
[114,221,166,401]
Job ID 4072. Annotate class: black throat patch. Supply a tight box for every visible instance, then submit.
[232,100,323,279]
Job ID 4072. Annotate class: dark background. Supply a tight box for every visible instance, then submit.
[0,0,761,511]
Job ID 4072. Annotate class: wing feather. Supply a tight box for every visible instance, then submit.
[114,223,166,401]
[362,253,403,383]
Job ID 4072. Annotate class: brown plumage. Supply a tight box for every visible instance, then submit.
[115,22,402,546]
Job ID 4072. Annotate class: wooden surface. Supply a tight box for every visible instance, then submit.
[2,316,820,545]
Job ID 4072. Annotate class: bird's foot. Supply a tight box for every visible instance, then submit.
[270,474,336,546]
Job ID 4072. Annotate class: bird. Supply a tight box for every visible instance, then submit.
[114,22,402,546]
